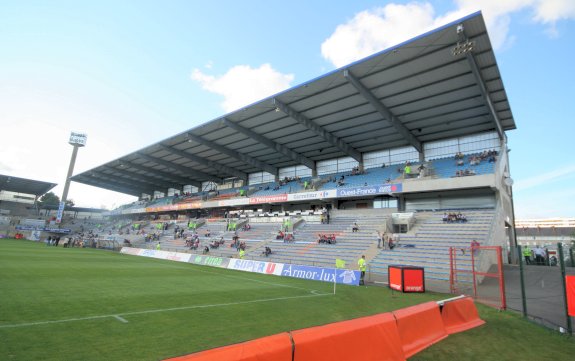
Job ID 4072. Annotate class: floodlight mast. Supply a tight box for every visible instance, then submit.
[57,132,87,223]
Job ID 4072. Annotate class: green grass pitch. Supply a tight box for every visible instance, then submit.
[1,239,574,361]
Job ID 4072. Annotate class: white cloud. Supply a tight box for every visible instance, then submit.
[321,0,574,68]
[321,3,436,68]
[533,0,575,23]
[513,164,575,191]
[191,64,294,113]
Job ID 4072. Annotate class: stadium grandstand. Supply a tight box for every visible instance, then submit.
[54,11,516,292]
[0,174,107,240]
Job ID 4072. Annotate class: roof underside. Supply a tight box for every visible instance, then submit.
[72,12,516,197]
[0,174,57,197]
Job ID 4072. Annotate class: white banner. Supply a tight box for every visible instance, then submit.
[227,258,284,275]
[286,189,337,202]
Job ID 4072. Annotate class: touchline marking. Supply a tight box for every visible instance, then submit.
[114,315,129,323]
[0,293,331,329]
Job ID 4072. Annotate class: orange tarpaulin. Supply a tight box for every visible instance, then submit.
[164,333,292,361]
[291,313,406,361]
[440,297,485,334]
[392,301,448,358]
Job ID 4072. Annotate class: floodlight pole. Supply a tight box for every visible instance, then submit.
[61,145,80,204]
[57,132,87,224]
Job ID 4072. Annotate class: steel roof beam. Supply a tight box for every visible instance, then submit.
[158,144,248,181]
[103,166,181,190]
[137,153,222,184]
[117,161,201,188]
[464,54,506,142]
[344,69,422,153]
[187,133,278,176]
[272,98,362,162]
[75,175,152,197]
[88,172,164,195]
[221,117,315,170]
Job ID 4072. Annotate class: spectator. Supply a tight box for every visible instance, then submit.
[352,223,359,232]
[534,246,546,265]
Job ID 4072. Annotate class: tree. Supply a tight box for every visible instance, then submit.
[65,199,75,207]
[39,192,60,206]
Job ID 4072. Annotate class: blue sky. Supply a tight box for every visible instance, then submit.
[1,0,574,218]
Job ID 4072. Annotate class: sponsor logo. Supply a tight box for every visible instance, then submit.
[405,286,423,291]
[336,183,402,198]
[281,265,360,285]
[249,194,288,204]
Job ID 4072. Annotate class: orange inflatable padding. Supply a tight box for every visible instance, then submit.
[163,332,293,361]
[392,301,448,358]
[441,296,486,334]
[291,312,406,361]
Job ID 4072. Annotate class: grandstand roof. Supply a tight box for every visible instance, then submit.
[72,11,516,197]
[0,174,57,197]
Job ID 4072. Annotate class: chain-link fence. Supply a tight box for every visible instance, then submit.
[505,243,574,333]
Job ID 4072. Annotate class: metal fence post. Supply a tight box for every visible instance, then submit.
[558,243,573,334]
[517,245,528,317]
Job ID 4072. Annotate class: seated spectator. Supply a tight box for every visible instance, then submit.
[352,223,359,232]
[417,164,426,178]
[262,246,272,257]
[284,233,294,243]
[276,230,284,240]
[203,246,209,254]
[204,229,211,237]
[442,213,449,222]
[388,238,396,250]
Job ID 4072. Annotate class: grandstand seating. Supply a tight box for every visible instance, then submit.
[369,210,494,282]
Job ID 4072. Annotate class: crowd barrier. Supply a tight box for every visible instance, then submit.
[440,296,486,334]
[393,301,448,358]
[164,333,293,361]
[163,298,485,361]
[291,313,405,361]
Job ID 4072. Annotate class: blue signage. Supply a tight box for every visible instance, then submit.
[280,264,361,286]
[336,183,402,198]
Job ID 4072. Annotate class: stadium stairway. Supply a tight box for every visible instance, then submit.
[368,209,495,287]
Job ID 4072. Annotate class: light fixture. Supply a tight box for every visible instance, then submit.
[452,40,475,56]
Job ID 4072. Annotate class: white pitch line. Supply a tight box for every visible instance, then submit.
[0,292,330,329]
[114,315,129,323]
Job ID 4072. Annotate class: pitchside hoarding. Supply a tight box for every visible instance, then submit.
[120,248,360,286]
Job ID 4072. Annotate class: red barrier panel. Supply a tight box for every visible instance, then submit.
[291,313,406,361]
[566,275,575,317]
[441,296,485,334]
[392,301,448,358]
[164,332,292,361]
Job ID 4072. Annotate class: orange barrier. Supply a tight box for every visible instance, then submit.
[566,275,575,317]
[392,301,448,358]
[291,313,405,361]
[164,332,292,361]
[441,296,485,334]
